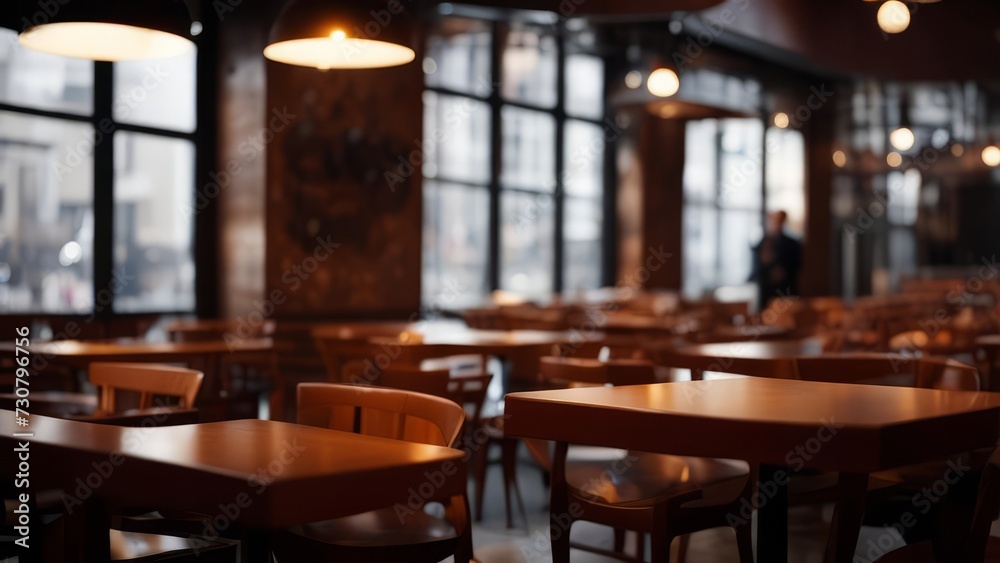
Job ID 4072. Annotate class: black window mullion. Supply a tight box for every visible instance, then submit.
[488,20,504,292]
[553,23,566,294]
[92,61,114,319]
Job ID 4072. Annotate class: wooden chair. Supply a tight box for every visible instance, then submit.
[528,357,753,563]
[271,383,473,563]
[791,355,985,550]
[88,362,203,418]
[875,448,1000,563]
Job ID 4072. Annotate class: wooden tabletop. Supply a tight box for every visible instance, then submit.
[655,338,825,378]
[1,412,465,528]
[15,337,277,358]
[504,378,1000,473]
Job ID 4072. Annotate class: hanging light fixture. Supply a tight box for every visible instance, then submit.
[264,0,415,70]
[18,0,194,61]
[647,67,680,97]
[877,0,911,34]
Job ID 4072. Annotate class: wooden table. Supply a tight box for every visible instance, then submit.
[655,337,825,379]
[504,378,1000,562]
[315,321,604,388]
[0,338,280,419]
[2,411,467,562]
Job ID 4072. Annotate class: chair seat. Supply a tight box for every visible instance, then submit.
[874,541,938,562]
[110,530,237,562]
[566,450,748,506]
[286,506,458,548]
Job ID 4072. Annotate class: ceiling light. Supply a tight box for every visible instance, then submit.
[18,0,194,61]
[833,150,847,168]
[265,0,416,69]
[982,146,1000,167]
[624,70,642,89]
[889,127,914,151]
[877,1,910,34]
[773,112,790,129]
[887,151,903,167]
[647,68,680,98]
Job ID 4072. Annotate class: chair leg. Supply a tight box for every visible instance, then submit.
[501,437,526,529]
[613,528,626,553]
[734,520,755,563]
[550,515,573,563]
[473,440,489,522]
[676,534,690,563]
[650,533,672,563]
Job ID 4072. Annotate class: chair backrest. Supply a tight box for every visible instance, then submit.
[538,356,656,387]
[915,357,980,391]
[88,362,204,413]
[297,383,465,447]
[793,354,980,391]
[377,366,453,398]
[966,449,1000,562]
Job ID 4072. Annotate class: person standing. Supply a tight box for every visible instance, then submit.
[750,211,802,310]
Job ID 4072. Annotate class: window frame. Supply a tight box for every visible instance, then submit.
[422,17,613,304]
[0,31,213,318]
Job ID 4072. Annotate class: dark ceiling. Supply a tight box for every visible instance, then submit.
[1,0,998,81]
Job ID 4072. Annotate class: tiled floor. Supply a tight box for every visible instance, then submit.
[466,452,1000,563]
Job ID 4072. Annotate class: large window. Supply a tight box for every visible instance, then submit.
[682,118,806,298]
[422,17,608,306]
[0,29,198,314]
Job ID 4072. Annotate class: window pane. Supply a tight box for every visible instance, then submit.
[719,209,759,287]
[422,181,490,308]
[682,206,717,298]
[0,30,93,115]
[683,120,717,202]
[423,91,491,184]
[765,127,806,236]
[113,132,195,312]
[502,23,557,108]
[887,169,921,226]
[565,54,603,119]
[114,49,197,133]
[564,197,602,290]
[501,191,554,298]
[0,112,94,312]
[501,106,555,191]
[425,18,492,96]
[563,120,604,198]
[718,119,763,210]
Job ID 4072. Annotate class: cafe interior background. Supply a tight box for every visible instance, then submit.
[2,0,1000,561]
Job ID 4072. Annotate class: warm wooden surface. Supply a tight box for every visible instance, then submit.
[1,412,465,528]
[7,338,277,362]
[505,378,1000,474]
[656,338,825,378]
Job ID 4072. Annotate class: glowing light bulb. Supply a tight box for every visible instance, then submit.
[773,112,789,128]
[878,1,910,34]
[889,127,914,150]
[832,150,847,168]
[982,146,1000,167]
[624,70,642,89]
[330,29,346,41]
[647,68,679,97]
[887,151,903,167]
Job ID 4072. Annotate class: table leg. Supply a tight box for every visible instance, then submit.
[241,529,271,563]
[757,463,788,563]
[824,472,868,563]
